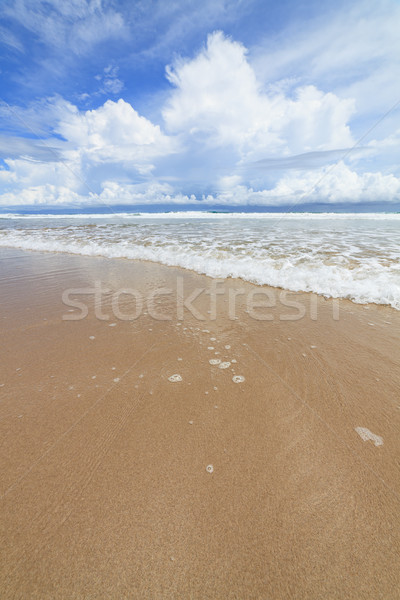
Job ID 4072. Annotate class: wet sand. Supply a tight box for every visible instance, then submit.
[0,247,400,599]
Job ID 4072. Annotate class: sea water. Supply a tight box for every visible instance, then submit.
[0,212,399,309]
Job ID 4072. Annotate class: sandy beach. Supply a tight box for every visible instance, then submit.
[1,247,400,599]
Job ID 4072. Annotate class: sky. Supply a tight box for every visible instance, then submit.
[0,0,400,212]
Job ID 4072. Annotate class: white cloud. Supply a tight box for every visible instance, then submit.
[0,184,86,206]
[0,181,197,207]
[3,156,81,190]
[252,0,400,123]
[163,32,355,160]
[0,167,17,184]
[100,65,124,95]
[0,97,178,203]
[0,95,76,137]
[97,181,197,206]
[2,0,128,55]
[93,65,124,96]
[2,161,399,207]
[56,98,175,166]
[208,162,400,205]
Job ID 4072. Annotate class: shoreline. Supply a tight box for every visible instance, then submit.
[1,248,399,598]
[0,245,398,313]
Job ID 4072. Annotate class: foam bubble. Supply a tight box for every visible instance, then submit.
[232,375,245,383]
[206,464,214,474]
[209,359,221,365]
[168,374,182,382]
[218,362,231,369]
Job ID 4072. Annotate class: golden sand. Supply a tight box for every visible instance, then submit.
[0,248,399,598]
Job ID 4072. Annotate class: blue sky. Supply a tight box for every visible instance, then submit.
[0,0,400,211]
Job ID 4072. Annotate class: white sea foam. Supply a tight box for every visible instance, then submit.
[1,214,399,309]
[168,374,182,382]
[355,427,383,446]
[218,362,231,369]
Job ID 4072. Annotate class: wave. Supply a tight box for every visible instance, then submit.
[1,228,399,310]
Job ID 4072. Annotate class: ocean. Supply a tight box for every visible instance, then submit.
[1,212,399,309]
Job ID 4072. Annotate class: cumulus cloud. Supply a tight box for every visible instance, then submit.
[0,184,86,206]
[0,181,197,207]
[0,97,178,204]
[163,32,355,160]
[56,98,175,166]
[2,156,82,191]
[207,162,400,206]
[2,161,399,207]
[97,181,197,206]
